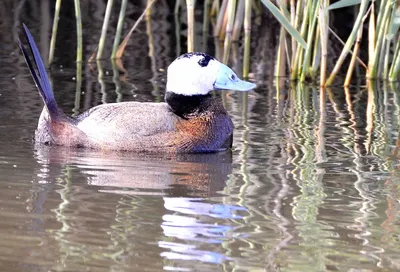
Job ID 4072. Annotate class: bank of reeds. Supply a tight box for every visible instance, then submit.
[48,0,400,85]
[260,0,400,85]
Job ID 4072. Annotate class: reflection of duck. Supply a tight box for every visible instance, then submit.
[35,145,232,197]
[19,25,256,153]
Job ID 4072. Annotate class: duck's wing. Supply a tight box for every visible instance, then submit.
[76,102,179,144]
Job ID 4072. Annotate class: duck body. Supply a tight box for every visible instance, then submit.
[19,25,255,154]
[36,95,233,153]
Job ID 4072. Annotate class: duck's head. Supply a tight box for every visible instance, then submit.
[166,52,256,96]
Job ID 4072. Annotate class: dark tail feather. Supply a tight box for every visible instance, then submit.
[18,24,61,119]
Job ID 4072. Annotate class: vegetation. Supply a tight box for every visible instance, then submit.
[44,0,400,85]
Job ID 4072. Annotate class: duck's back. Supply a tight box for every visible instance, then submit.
[75,102,180,151]
[78,102,176,136]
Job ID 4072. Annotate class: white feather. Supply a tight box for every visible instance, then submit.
[166,55,222,96]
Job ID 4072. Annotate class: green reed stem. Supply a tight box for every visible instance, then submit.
[48,0,62,65]
[175,0,182,14]
[97,0,114,60]
[383,37,391,79]
[291,0,310,80]
[389,38,400,81]
[369,0,393,79]
[291,0,304,69]
[300,0,319,82]
[311,26,321,76]
[276,26,287,78]
[243,0,252,78]
[74,0,83,63]
[111,0,127,59]
[326,0,369,86]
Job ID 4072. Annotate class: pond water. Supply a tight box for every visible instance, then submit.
[1,7,400,272]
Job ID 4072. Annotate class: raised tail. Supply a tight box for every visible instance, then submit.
[18,24,61,120]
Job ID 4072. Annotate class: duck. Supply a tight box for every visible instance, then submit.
[18,24,256,153]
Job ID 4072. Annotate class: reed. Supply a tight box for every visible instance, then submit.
[96,0,114,60]
[49,0,400,85]
[111,0,128,59]
[243,0,252,78]
[48,0,62,65]
[319,2,328,86]
[260,0,400,85]
[115,0,156,59]
[222,0,236,63]
[73,0,83,63]
[186,0,195,52]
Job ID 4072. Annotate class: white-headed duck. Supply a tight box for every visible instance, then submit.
[18,25,256,153]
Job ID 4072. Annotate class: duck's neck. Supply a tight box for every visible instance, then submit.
[165,92,216,119]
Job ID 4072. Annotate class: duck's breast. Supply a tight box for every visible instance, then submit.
[174,112,234,153]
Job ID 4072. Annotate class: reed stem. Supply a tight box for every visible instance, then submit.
[291,0,310,80]
[300,0,318,82]
[232,0,245,41]
[243,0,252,78]
[223,0,236,63]
[326,0,369,86]
[319,1,328,86]
[368,2,375,71]
[111,0,128,59]
[48,0,62,65]
[186,0,195,52]
[290,0,296,62]
[115,0,156,58]
[276,26,287,78]
[389,37,400,81]
[97,0,114,60]
[345,20,364,86]
[214,0,228,37]
[74,0,83,63]
[202,0,212,52]
[175,0,182,14]
[368,0,393,79]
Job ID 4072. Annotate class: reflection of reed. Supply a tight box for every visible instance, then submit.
[326,87,368,157]
[97,60,108,104]
[367,82,392,172]
[285,84,328,270]
[344,86,362,155]
[365,82,375,155]
[73,61,83,115]
[316,87,326,163]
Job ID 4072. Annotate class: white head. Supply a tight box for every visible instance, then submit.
[166,52,256,96]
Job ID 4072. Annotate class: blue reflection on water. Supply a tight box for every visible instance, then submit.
[160,197,248,264]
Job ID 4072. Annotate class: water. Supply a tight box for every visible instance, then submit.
[1,9,400,272]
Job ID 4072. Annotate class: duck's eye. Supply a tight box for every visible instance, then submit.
[230,74,237,81]
[197,55,213,67]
